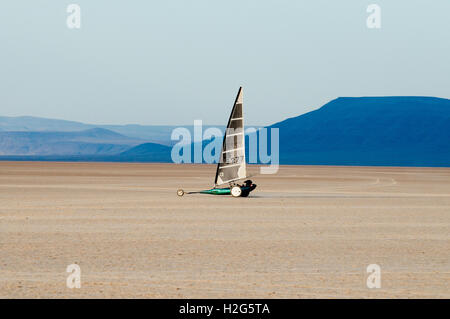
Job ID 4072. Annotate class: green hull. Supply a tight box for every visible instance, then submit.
[199,186,255,196]
[200,188,231,195]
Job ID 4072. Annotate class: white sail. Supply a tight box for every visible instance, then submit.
[214,87,247,186]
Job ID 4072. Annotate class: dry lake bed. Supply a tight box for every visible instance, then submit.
[0,161,449,298]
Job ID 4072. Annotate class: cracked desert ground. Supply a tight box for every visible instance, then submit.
[0,161,449,298]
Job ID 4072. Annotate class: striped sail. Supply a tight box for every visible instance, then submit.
[214,87,247,186]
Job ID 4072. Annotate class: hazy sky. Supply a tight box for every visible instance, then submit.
[1,1,449,126]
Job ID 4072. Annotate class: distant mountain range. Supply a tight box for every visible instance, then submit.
[1,96,449,166]
[270,96,450,166]
[0,128,143,156]
[0,116,224,146]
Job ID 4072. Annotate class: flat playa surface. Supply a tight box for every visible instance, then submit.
[0,161,449,298]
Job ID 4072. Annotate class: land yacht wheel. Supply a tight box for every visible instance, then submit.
[231,186,242,197]
[177,189,185,196]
